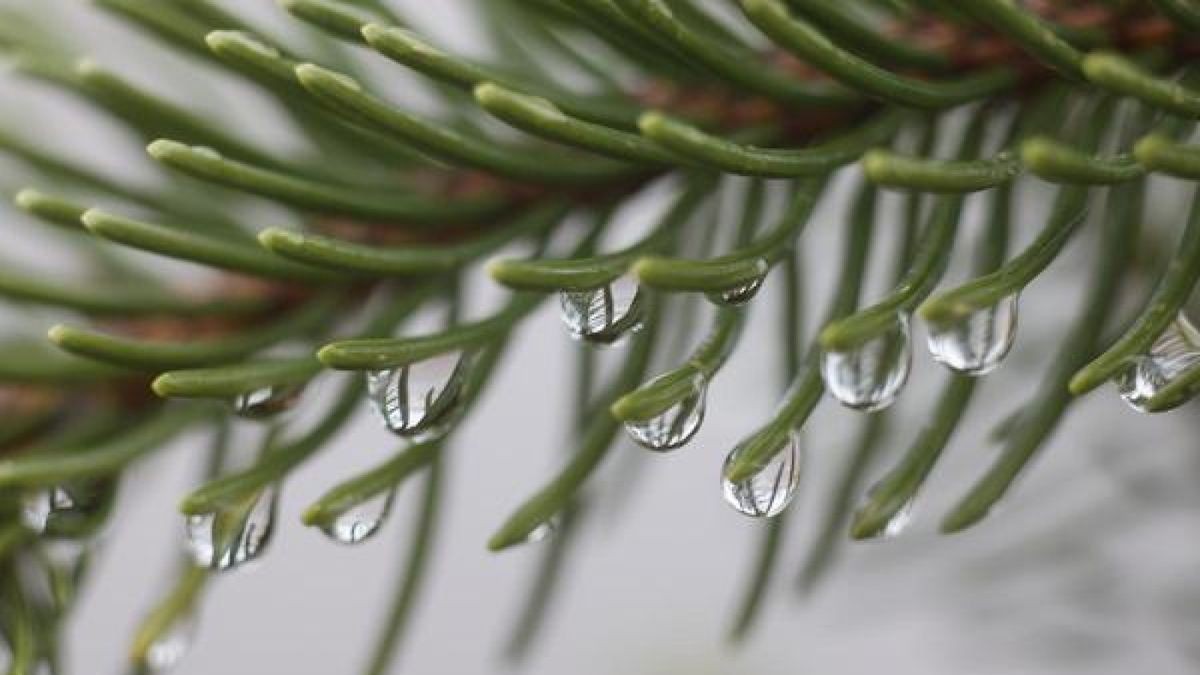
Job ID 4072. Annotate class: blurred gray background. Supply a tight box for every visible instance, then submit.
[2,2,1200,674]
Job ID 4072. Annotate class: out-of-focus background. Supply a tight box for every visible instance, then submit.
[3,2,1200,674]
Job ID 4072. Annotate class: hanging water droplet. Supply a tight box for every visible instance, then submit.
[319,489,396,545]
[366,351,471,436]
[144,612,196,673]
[558,275,645,346]
[231,384,305,420]
[185,487,277,572]
[22,486,77,534]
[1115,312,1200,412]
[20,481,113,538]
[821,313,912,411]
[706,272,766,307]
[624,377,707,451]
[852,483,916,541]
[878,500,914,539]
[519,519,556,545]
[721,433,802,518]
[926,294,1019,376]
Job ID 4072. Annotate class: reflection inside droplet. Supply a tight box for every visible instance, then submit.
[184,487,277,572]
[721,432,802,518]
[624,378,707,451]
[926,294,1019,376]
[706,272,765,307]
[319,489,396,545]
[821,313,912,412]
[1115,312,1200,412]
[558,275,645,346]
[366,351,470,437]
[21,481,113,539]
[231,384,305,420]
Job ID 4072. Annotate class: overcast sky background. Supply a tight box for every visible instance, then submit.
[3,2,1200,674]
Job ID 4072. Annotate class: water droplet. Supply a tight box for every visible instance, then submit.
[185,487,277,572]
[21,481,112,538]
[878,502,914,539]
[144,613,196,673]
[1115,312,1200,412]
[366,352,470,436]
[319,490,395,545]
[22,486,77,534]
[624,377,707,451]
[853,483,916,541]
[821,313,912,411]
[231,384,304,420]
[558,276,645,346]
[706,273,765,307]
[520,519,556,545]
[721,433,802,518]
[926,294,1018,376]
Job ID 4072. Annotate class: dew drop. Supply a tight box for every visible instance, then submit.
[720,433,802,518]
[21,486,78,535]
[1115,312,1200,413]
[558,275,645,346]
[624,378,707,451]
[878,501,914,539]
[706,272,766,307]
[319,490,396,545]
[21,481,112,538]
[185,487,277,572]
[926,294,1018,376]
[144,612,196,673]
[520,519,556,545]
[231,384,304,420]
[366,351,470,436]
[853,483,916,541]
[821,313,912,411]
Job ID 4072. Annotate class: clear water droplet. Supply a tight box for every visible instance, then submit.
[185,487,277,572]
[624,377,707,451]
[22,486,77,534]
[879,501,914,539]
[520,519,556,545]
[20,481,111,538]
[231,384,304,420]
[144,613,195,673]
[721,433,802,518]
[926,294,1019,376]
[319,489,395,545]
[854,483,916,541]
[706,273,765,307]
[558,276,645,346]
[1115,312,1200,412]
[366,351,470,436]
[821,313,912,411]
